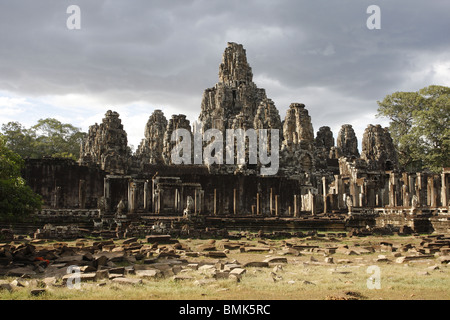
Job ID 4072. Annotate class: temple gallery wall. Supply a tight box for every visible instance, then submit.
[21,43,450,234]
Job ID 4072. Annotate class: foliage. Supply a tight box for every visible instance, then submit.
[1,118,87,160]
[0,134,42,220]
[377,85,450,172]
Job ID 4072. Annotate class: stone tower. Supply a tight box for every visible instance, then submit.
[198,42,268,132]
[361,124,399,171]
[280,103,315,173]
[79,110,129,174]
[336,124,359,158]
[135,109,168,166]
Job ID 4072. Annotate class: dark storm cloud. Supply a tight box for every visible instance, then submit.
[0,0,449,147]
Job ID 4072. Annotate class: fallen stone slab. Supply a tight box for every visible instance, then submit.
[229,268,246,276]
[0,280,13,292]
[135,269,163,279]
[243,261,269,268]
[6,267,36,277]
[438,256,450,264]
[173,275,194,281]
[213,271,230,279]
[206,251,227,258]
[112,277,143,285]
[197,244,217,251]
[263,257,287,264]
[123,237,138,245]
[244,247,271,253]
[395,255,435,263]
[146,235,177,244]
[30,288,46,296]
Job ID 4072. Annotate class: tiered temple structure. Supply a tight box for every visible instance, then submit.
[23,42,450,234]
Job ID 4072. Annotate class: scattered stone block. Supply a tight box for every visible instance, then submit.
[112,277,143,285]
[263,257,287,264]
[229,268,246,276]
[243,261,269,268]
[135,269,162,279]
[30,288,46,296]
[206,251,227,258]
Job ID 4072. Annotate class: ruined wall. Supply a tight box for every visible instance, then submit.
[23,158,105,209]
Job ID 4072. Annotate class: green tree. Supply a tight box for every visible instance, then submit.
[377,85,450,172]
[0,134,42,221]
[1,118,87,160]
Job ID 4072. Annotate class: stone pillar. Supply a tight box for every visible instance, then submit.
[294,195,299,217]
[310,190,316,215]
[128,182,136,213]
[322,177,328,213]
[175,189,180,212]
[389,173,396,207]
[442,172,448,207]
[275,195,279,216]
[256,193,260,215]
[416,173,425,207]
[402,185,410,207]
[428,176,437,208]
[79,179,86,209]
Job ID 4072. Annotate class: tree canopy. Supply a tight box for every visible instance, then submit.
[1,118,86,160]
[0,134,42,221]
[377,85,450,173]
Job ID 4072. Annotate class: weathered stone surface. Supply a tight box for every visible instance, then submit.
[336,124,359,158]
[6,267,36,277]
[280,103,315,173]
[243,261,269,268]
[162,114,192,165]
[135,110,167,166]
[361,124,398,170]
[79,110,130,174]
[229,268,246,276]
[135,269,163,279]
[315,126,336,168]
[263,257,288,263]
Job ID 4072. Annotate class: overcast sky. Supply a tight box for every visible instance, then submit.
[0,0,449,150]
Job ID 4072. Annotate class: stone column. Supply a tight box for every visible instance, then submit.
[275,195,279,216]
[442,172,448,207]
[428,176,437,208]
[294,195,299,217]
[322,177,328,213]
[389,173,396,207]
[128,182,136,213]
[256,193,260,215]
[310,191,316,215]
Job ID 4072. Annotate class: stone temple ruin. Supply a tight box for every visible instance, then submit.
[21,42,450,237]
